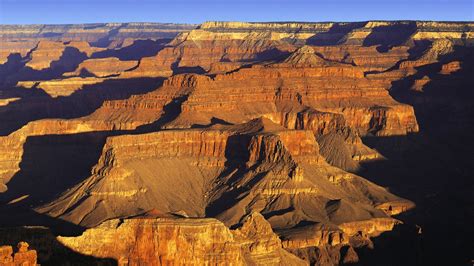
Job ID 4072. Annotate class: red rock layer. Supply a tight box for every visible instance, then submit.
[167,59,418,136]
[0,242,37,266]
[65,57,138,78]
[57,214,305,265]
[38,118,410,238]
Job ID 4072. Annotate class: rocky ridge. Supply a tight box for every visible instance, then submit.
[0,20,473,265]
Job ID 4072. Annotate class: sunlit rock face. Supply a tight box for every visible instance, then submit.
[0,23,197,64]
[0,242,37,266]
[56,213,306,265]
[37,118,409,232]
[0,20,473,265]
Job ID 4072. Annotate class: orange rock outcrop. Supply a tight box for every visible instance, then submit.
[1,20,473,265]
[57,213,305,265]
[0,242,37,266]
[65,57,138,78]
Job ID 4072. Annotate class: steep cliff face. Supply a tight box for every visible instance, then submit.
[65,57,138,78]
[0,23,197,64]
[17,77,103,97]
[37,118,410,243]
[1,20,473,265]
[127,41,417,138]
[57,214,306,265]
[121,20,472,77]
[0,242,37,266]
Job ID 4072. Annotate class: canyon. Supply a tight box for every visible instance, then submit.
[0,21,472,265]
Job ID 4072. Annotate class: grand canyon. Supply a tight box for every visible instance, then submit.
[0,21,472,265]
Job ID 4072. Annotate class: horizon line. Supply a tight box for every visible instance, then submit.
[1,19,473,26]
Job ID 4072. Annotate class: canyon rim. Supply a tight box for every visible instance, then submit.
[0,16,473,266]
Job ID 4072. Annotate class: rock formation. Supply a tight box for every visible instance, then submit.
[57,213,305,265]
[0,242,37,266]
[37,118,410,230]
[64,57,138,78]
[0,20,473,265]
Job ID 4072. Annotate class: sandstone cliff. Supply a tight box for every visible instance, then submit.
[57,213,306,265]
[0,242,37,266]
[1,20,473,265]
[38,118,411,241]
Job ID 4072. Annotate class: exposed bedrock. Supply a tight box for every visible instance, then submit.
[36,118,412,243]
[57,213,306,265]
[1,20,473,265]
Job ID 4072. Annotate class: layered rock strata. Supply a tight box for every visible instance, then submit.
[38,118,411,239]
[57,213,305,265]
[1,20,473,265]
[0,242,37,266]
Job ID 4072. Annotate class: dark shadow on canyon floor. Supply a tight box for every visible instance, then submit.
[0,132,117,207]
[0,77,164,135]
[0,47,88,85]
[307,22,367,46]
[357,134,473,266]
[356,46,474,266]
[363,22,417,52]
[0,202,117,264]
[91,39,171,60]
[0,222,117,265]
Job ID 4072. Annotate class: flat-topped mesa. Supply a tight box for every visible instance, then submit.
[22,40,95,73]
[0,112,140,189]
[169,61,417,136]
[36,118,324,226]
[0,73,162,139]
[25,41,69,70]
[0,135,25,187]
[57,215,305,265]
[199,21,335,31]
[119,50,176,78]
[338,218,402,236]
[97,117,322,168]
[0,40,104,76]
[64,57,138,78]
[97,130,231,166]
[0,117,119,195]
[36,117,411,230]
[83,74,204,129]
[439,61,462,75]
[17,77,103,98]
[0,120,81,187]
[65,41,106,56]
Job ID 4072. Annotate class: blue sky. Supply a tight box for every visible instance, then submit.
[0,0,473,24]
